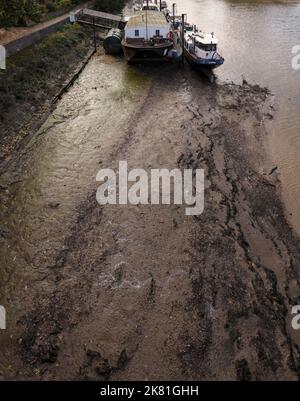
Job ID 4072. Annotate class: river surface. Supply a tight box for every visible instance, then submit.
[174,0,300,233]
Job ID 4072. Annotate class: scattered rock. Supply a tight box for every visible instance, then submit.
[235,359,252,381]
[48,202,60,209]
[269,166,278,175]
[79,349,112,380]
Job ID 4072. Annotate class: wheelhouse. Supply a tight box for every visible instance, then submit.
[184,31,219,55]
[142,2,160,11]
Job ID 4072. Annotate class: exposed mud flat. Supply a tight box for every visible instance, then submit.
[1,55,300,380]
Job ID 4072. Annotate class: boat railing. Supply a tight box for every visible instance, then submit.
[211,51,224,60]
[125,37,172,46]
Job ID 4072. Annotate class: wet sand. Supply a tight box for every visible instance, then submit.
[1,53,300,380]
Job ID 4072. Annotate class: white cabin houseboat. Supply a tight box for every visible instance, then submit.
[122,10,173,61]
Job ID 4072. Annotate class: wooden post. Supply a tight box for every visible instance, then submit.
[146,0,149,42]
[181,13,185,66]
[93,17,97,52]
[172,3,176,27]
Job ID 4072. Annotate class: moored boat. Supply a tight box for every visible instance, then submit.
[183,25,224,71]
[122,9,173,61]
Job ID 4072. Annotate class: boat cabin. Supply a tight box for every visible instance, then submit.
[184,30,219,57]
[142,1,160,11]
[124,11,171,44]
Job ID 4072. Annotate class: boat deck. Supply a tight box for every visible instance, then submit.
[124,37,172,48]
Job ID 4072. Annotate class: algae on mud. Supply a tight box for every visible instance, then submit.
[1,56,300,380]
[0,23,93,163]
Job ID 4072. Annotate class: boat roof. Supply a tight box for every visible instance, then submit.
[126,11,169,28]
[186,30,218,45]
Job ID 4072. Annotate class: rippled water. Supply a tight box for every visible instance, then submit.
[175,0,300,232]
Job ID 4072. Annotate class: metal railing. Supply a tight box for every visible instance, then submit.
[125,37,172,46]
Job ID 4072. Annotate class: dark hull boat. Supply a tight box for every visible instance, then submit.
[122,8,173,62]
[122,40,173,61]
[183,25,224,73]
[184,48,224,71]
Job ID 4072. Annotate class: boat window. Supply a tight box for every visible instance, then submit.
[195,41,217,52]
[195,41,204,50]
[135,30,139,37]
[205,44,217,51]
[155,30,160,36]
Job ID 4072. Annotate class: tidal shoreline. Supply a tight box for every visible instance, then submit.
[1,52,300,379]
[0,23,94,167]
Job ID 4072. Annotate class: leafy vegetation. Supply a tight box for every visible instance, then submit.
[0,23,93,159]
[0,0,83,27]
[0,23,91,105]
[0,0,127,27]
[94,0,126,14]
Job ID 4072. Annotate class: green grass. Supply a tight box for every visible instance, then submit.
[0,1,84,27]
[0,23,93,158]
[0,23,92,113]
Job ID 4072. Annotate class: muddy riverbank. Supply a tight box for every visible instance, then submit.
[175,0,300,236]
[0,23,94,166]
[1,52,300,380]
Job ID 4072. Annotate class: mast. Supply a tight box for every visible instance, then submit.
[146,0,149,42]
[181,13,186,65]
[172,3,176,27]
